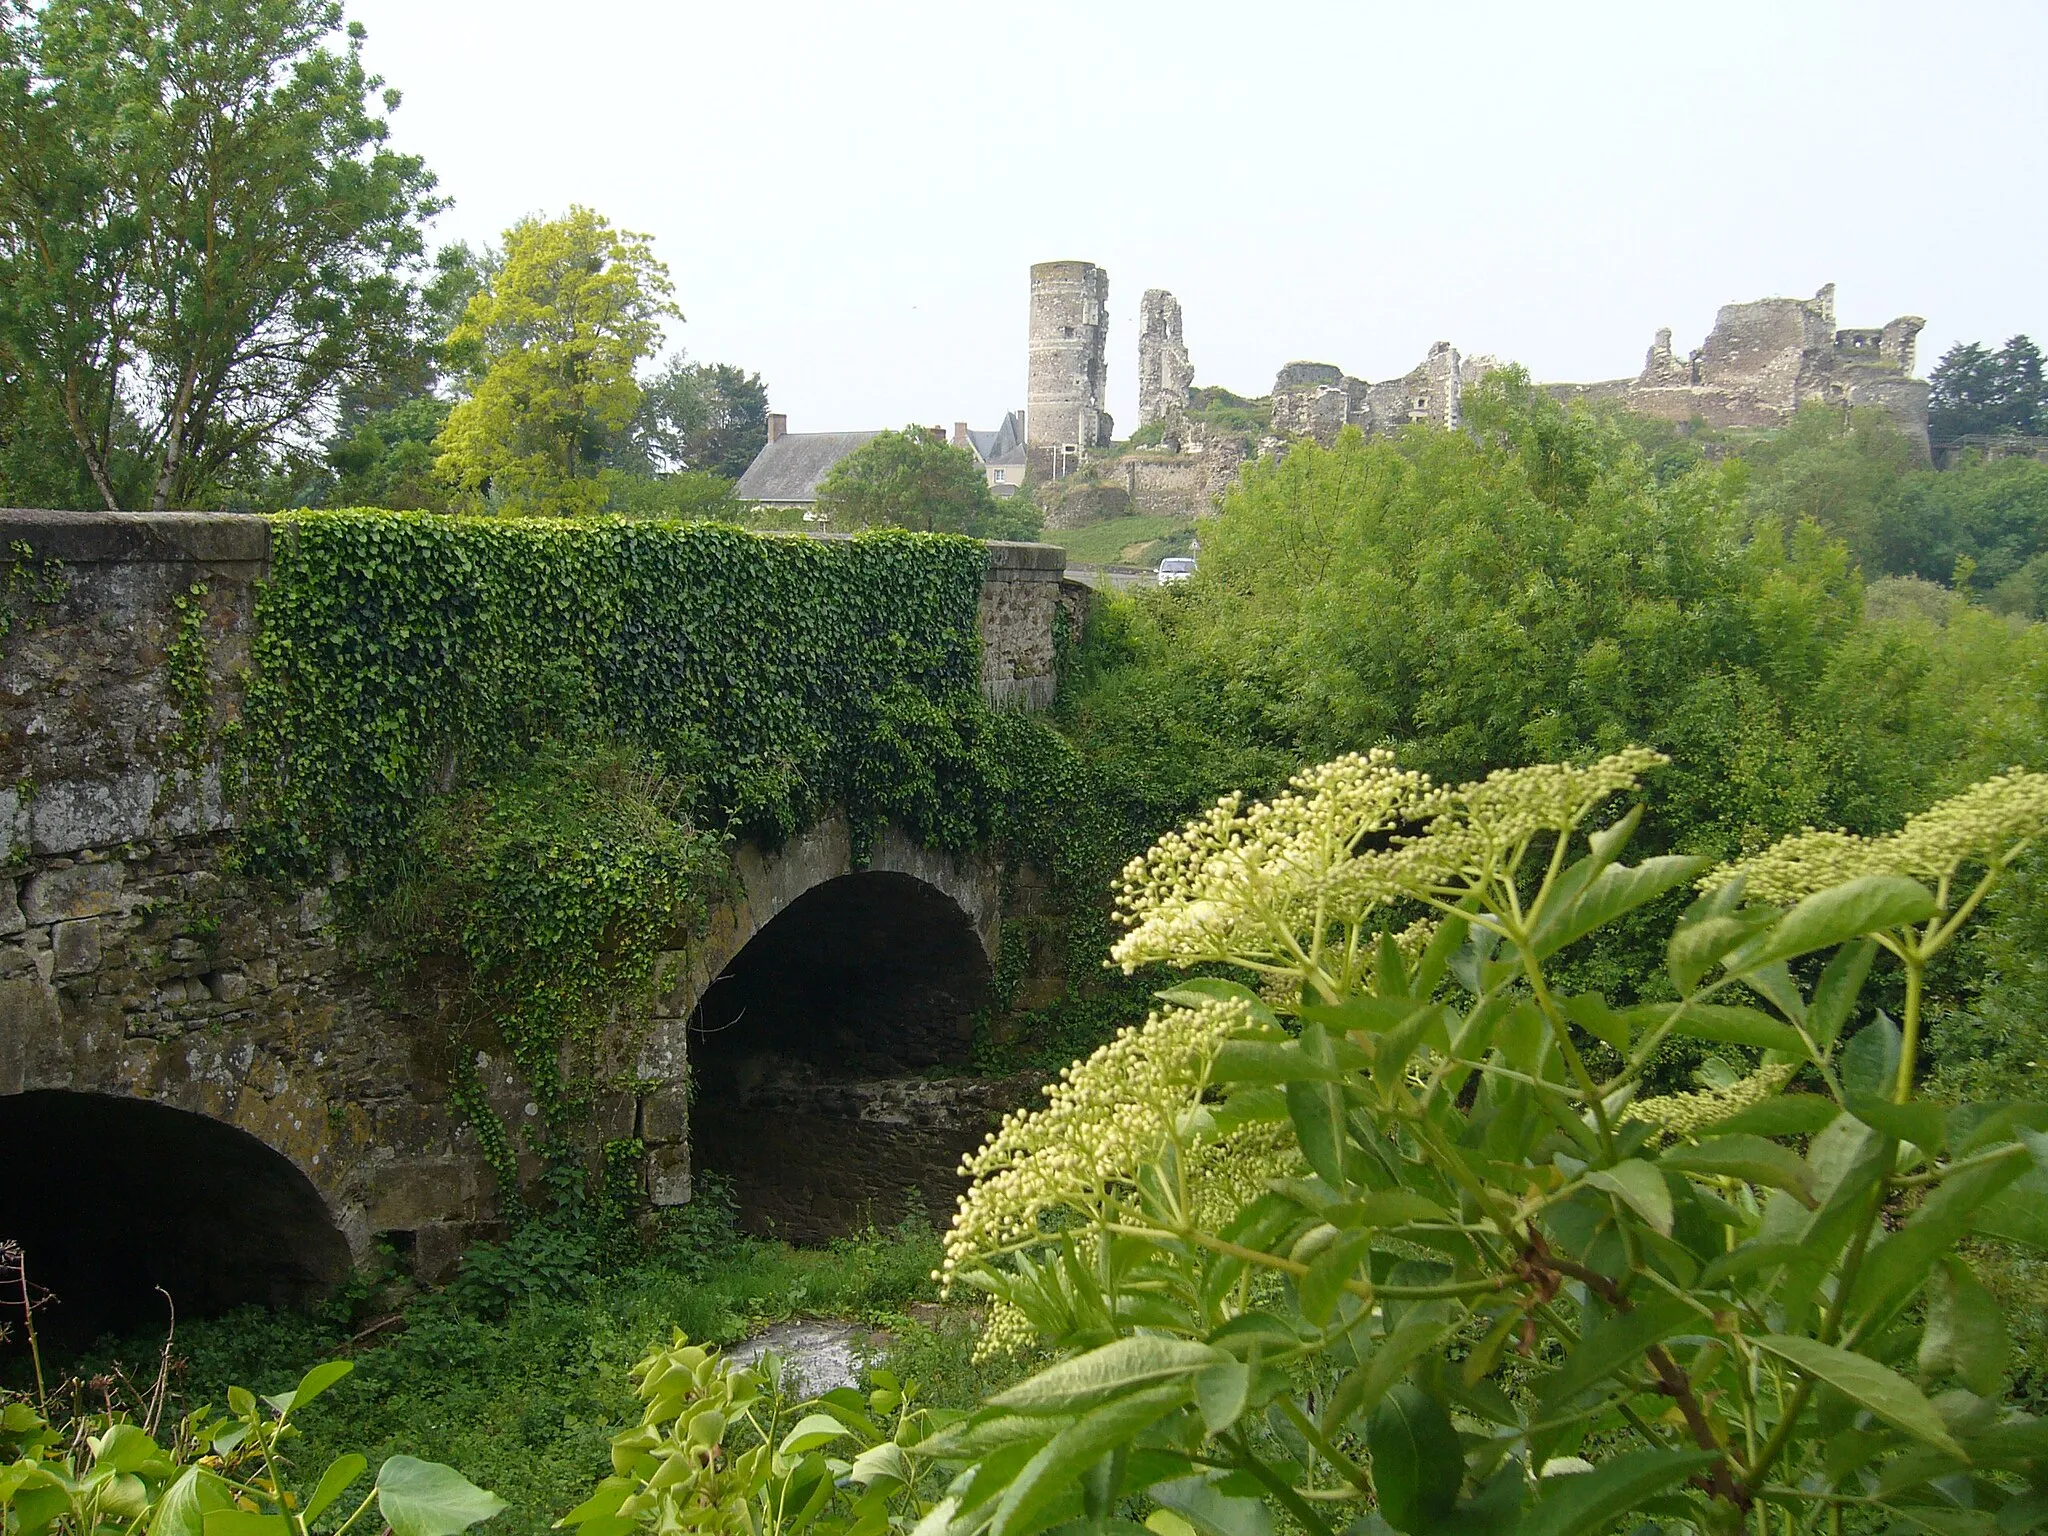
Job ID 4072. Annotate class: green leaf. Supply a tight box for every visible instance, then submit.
[1667,882,1771,993]
[1365,1385,1463,1534]
[1586,1161,1674,1236]
[1560,994,1628,1052]
[305,1454,369,1524]
[266,1359,352,1418]
[1287,1046,1349,1189]
[1918,1259,2008,1397]
[1972,1174,2048,1248]
[989,1385,1191,1536]
[1322,1309,1455,1433]
[1713,1096,1841,1138]
[89,1425,160,1475]
[780,1413,853,1456]
[150,1468,237,1536]
[202,1514,291,1536]
[1808,939,1878,1054]
[1209,1041,1349,1085]
[1660,1134,1818,1207]
[375,1457,508,1536]
[1534,855,1709,960]
[1848,1095,1946,1155]
[1623,1003,1808,1057]
[1148,1476,1275,1536]
[1515,1449,1717,1536]
[1841,1016,1903,1104]
[1750,1335,1966,1460]
[989,1337,1231,1415]
[1298,1228,1373,1327]
[1537,1296,1696,1417]
[1193,1363,1251,1436]
[1723,876,1937,975]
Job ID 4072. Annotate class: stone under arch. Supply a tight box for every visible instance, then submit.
[0,1089,352,1350]
[632,819,1025,1241]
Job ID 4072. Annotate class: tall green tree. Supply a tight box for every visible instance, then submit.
[0,0,441,510]
[621,356,771,479]
[1929,335,2045,442]
[434,207,677,516]
[813,427,1043,539]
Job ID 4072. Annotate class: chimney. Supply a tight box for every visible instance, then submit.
[953,421,969,447]
[766,413,787,444]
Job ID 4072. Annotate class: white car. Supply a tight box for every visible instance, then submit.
[1157,556,1197,585]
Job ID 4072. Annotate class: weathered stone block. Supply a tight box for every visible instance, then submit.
[52,918,102,976]
[23,863,123,923]
[410,1221,472,1284]
[366,1156,478,1229]
[648,1143,692,1208]
[642,1088,689,1144]
[206,971,250,1004]
[30,773,159,855]
[0,881,22,938]
[0,975,58,1092]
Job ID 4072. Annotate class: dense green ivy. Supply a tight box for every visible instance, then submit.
[242,511,998,869]
[235,510,1125,1214]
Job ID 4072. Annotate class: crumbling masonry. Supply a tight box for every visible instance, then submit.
[1136,289,1195,448]
[1026,261,1112,480]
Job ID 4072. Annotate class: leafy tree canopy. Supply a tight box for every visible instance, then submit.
[620,356,770,479]
[0,0,442,510]
[434,206,677,516]
[814,427,1044,540]
[1929,335,2045,442]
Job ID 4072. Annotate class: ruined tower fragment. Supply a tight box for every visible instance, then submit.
[1137,289,1195,447]
[1026,261,1110,480]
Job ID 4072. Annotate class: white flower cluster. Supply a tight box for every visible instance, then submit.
[1709,769,2048,905]
[1110,750,1436,976]
[1110,748,1670,983]
[1624,1062,1795,1139]
[938,995,1255,1293]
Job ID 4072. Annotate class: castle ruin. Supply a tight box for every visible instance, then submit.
[1137,289,1195,447]
[1026,261,1112,480]
[1554,284,1929,455]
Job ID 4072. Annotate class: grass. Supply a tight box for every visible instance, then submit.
[1046,514,1193,566]
[32,1184,1009,1536]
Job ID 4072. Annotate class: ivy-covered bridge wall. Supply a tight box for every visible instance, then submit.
[0,509,1071,1308]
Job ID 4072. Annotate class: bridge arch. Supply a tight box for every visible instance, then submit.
[626,818,1019,1240]
[0,1089,351,1348]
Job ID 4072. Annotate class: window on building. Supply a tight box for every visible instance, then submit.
[993,469,1006,482]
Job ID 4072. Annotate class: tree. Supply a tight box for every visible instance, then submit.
[1929,335,2046,442]
[813,426,1043,539]
[621,356,771,478]
[434,207,678,516]
[0,0,442,510]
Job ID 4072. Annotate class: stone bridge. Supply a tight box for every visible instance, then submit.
[0,510,1072,1344]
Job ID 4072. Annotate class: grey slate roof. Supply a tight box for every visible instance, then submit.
[732,431,881,504]
[965,411,1027,467]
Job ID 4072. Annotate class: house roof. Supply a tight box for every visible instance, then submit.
[964,411,1026,467]
[733,431,880,504]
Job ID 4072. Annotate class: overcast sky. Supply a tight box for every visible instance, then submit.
[343,0,2046,436]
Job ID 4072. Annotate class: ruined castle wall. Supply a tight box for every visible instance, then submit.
[1137,289,1194,437]
[1027,261,1111,479]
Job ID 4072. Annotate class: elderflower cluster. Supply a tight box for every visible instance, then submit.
[938,996,1255,1293]
[1110,751,1437,974]
[1185,1121,1304,1231]
[1624,1062,1796,1139]
[1708,769,2048,904]
[974,1298,1039,1364]
[1405,749,1672,881]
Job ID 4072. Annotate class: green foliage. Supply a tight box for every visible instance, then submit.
[435,209,678,516]
[1185,385,1272,441]
[561,1335,950,1536]
[164,583,212,768]
[1930,335,2046,442]
[362,744,724,1190]
[623,357,771,480]
[327,397,457,511]
[936,754,2048,1536]
[0,1355,500,1536]
[0,0,442,511]
[815,430,1043,540]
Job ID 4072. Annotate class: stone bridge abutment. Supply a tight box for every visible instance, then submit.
[0,510,1068,1328]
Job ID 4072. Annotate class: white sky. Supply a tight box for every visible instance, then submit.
[344,0,2048,436]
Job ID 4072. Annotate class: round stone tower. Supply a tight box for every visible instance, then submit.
[1026,260,1110,480]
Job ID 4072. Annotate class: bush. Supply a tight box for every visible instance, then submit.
[931,752,2048,1536]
